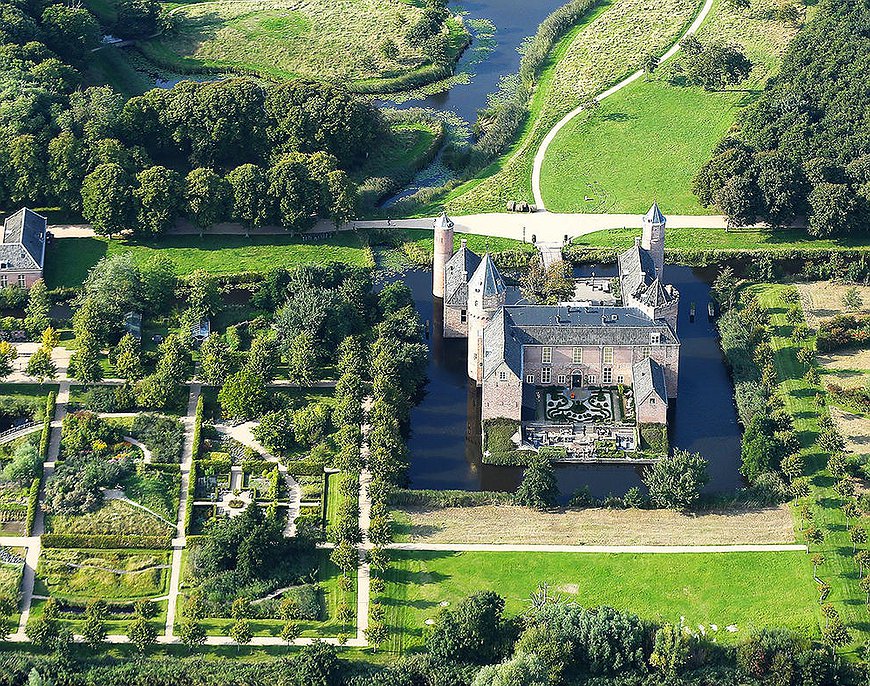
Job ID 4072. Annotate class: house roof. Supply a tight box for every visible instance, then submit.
[435,211,454,231]
[644,202,665,225]
[1,208,46,271]
[482,309,522,380]
[469,253,505,301]
[633,357,668,403]
[617,243,657,299]
[444,244,481,306]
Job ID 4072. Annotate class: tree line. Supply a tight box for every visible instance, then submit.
[694,0,870,235]
[0,0,385,233]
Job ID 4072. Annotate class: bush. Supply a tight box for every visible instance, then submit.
[643,449,709,511]
[387,489,514,507]
[131,413,185,463]
[639,423,668,454]
[279,585,321,621]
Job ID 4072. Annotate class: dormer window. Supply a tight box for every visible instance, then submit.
[541,347,552,364]
[650,332,661,345]
[498,371,507,381]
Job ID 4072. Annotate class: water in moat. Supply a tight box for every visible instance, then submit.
[388,265,742,499]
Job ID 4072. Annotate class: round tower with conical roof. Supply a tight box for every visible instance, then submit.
[432,211,454,298]
[467,253,506,384]
[642,202,666,280]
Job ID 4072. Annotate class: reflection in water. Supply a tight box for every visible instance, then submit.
[389,266,742,499]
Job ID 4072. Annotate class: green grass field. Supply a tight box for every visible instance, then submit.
[141,0,465,89]
[539,0,799,213]
[0,560,23,598]
[45,499,175,538]
[570,227,870,252]
[384,550,819,653]
[44,233,375,289]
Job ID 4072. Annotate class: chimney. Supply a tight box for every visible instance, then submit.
[634,236,641,247]
[460,238,467,250]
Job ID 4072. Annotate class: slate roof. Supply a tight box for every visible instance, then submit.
[444,244,481,306]
[633,357,668,403]
[617,243,656,298]
[435,211,454,231]
[0,208,46,271]
[645,202,665,224]
[483,304,678,379]
[468,253,505,300]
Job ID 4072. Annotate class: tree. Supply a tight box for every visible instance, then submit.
[48,133,86,212]
[26,616,59,649]
[25,347,56,383]
[81,613,107,649]
[294,641,341,686]
[711,266,737,311]
[805,526,825,548]
[641,52,659,75]
[81,163,136,236]
[70,331,104,383]
[127,616,157,653]
[230,618,253,651]
[113,334,144,381]
[429,591,510,665]
[330,540,359,575]
[24,280,51,337]
[808,183,857,236]
[325,169,356,227]
[218,370,268,420]
[683,41,752,90]
[114,0,161,37]
[244,335,278,381]
[812,553,826,577]
[513,454,559,510]
[155,334,192,384]
[226,163,273,233]
[200,333,234,385]
[178,619,206,651]
[253,410,295,456]
[281,620,300,647]
[850,525,867,552]
[0,342,18,381]
[287,331,317,385]
[268,154,319,231]
[184,168,230,234]
[135,166,183,236]
[40,5,100,65]
[644,449,709,511]
[843,286,863,311]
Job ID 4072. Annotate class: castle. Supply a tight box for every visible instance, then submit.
[433,204,681,458]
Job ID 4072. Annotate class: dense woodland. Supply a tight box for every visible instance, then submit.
[0,0,385,232]
[695,0,870,234]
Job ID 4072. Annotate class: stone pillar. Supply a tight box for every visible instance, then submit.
[432,212,454,298]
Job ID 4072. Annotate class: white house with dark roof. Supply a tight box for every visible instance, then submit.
[433,203,681,457]
[0,208,47,289]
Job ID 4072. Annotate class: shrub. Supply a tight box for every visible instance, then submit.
[131,413,185,463]
[643,449,709,511]
[639,424,668,454]
[387,489,514,507]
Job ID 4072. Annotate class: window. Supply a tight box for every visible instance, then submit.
[586,374,596,385]
[603,347,613,364]
[603,368,612,384]
[617,375,624,384]
[0,276,6,288]
[541,368,552,384]
[649,397,656,405]
[641,346,651,359]
[498,371,507,381]
[526,374,535,384]
[541,346,552,364]
[650,332,661,345]
[557,374,566,385]
[460,309,467,324]
[572,347,582,364]
[17,275,25,288]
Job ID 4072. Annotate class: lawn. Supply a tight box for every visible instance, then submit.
[45,499,176,538]
[539,0,800,213]
[121,468,181,524]
[384,550,819,653]
[0,559,23,600]
[569,227,870,252]
[441,0,702,215]
[44,233,375,289]
[36,548,171,600]
[140,0,466,90]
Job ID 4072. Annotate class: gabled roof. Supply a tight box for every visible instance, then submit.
[617,242,657,298]
[444,244,481,306]
[644,202,665,225]
[636,278,676,307]
[469,253,505,301]
[483,309,522,380]
[633,357,668,403]
[1,208,46,271]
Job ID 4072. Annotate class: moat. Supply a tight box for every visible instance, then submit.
[388,265,742,498]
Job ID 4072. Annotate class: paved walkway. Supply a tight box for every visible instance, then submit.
[530,0,715,209]
[356,397,374,644]
[386,542,808,553]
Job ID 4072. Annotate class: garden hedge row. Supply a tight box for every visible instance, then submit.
[39,391,55,459]
[184,461,197,535]
[41,534,173,549]
[389,489,514,508]
[192,395,204,460]
[25,477,39,535]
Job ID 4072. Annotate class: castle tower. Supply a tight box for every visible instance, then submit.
[467,253,505,384]
[642,202,666,280]
[432,211,455,298]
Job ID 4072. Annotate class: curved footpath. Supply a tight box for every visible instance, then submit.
[530,0,715,210]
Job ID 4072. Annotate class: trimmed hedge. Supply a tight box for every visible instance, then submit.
[25,476,39,535]
[39,391,55,459]
[639,423,668,455]
[192,395,204,460]
[184,461,197,535]
[388,489,514,508]
[41,534,173,549]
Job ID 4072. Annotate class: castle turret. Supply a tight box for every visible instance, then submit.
[432,211,454,298]
[641,202,666,280]
[467,253,505,384]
